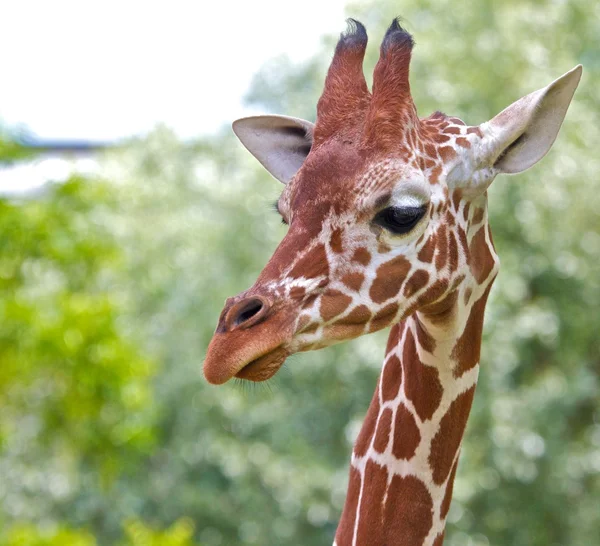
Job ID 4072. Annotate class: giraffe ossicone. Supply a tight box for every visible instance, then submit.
[204,18,581,545]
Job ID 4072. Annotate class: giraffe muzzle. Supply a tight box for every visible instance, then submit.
[204,294,295,384]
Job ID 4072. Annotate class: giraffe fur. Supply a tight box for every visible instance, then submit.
[204,17,581,545]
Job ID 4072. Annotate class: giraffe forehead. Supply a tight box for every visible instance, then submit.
[279,122,480,226]
[278,145,359,215]
[355,158,432,208]
[283,154,434,220]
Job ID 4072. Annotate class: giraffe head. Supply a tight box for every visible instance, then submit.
[204,19,581,385]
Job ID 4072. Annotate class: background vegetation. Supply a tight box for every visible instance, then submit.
[1,1,598,545]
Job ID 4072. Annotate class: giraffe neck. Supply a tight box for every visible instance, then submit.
[335,261,496,546]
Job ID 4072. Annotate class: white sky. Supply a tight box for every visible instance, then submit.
[0,0,348,142]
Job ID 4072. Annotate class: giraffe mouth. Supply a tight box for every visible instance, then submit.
[234,346,289,382]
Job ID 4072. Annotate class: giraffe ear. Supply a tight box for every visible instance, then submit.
[232,115,314,184]
[479,65,582,175]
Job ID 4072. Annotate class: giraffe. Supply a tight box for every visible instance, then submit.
[203,19,581,545]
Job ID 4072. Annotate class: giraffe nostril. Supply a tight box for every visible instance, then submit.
[236,300,263,324]
[225,296,270,331]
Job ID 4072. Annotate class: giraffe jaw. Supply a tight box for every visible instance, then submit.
[234,346,289,382]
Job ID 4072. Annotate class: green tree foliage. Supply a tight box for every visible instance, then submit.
[0,177,157,541]
[4,524,97,546]
[0,179,155,457]
[0,125,34,165]
[3,518,198,546]
[0,2,598,545]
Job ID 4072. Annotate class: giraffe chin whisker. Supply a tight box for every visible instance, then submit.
[234,346,289,382]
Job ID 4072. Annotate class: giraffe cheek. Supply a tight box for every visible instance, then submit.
[369,255,411,303]
[319,290,354,322]
[321,323,367,344]
[403,269,430,298]
[288,243,329,280]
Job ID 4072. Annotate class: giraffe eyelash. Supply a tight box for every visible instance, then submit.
[271,200,288,225]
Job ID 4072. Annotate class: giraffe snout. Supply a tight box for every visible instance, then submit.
[205,293,291,385]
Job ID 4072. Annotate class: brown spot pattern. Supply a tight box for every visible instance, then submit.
[466,126,483,137]
[404,269,429,298]
[289,286,306,300]
[472,206,485,225]
[469,226,496,284]
[452,285,492,377]
[296,314,311,332]
[433,533,445,546]
[451,189,463,211]
[462,202,471,222]
[392,404,421,459]
[356,461,388,545]
[369,255,411,304]
[343,304,372,324]
[464,287,472,305]
[418,237,435,263]
[372,302,399,323]
[335,466,361,546]
[352,247,371,266]
[381,355,402,401]
[418,278,450,312]
[456,137,471,148]
[424,142,437,157]
[430,165,443,184]
[320,290,353,322]
[457,227,469,258]
[301,323,319,335]
[385,323,401,354]
[330,228,344,253]
[435,224,448,271]
[448,231,459,272]
[289,243,329,279]
[441,459,459,519]
[439,146,457,162]
[354,389,379,457]
[403,329,443,421]
[383,474,433,545]
[430,386,476,485]
[341,271,364,292]
[433,133,451,144]
[373,408,392,453]
[415,319,436,354]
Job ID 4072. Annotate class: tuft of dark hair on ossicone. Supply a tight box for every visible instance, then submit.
[381,17,415,55]
[336,18,368,52]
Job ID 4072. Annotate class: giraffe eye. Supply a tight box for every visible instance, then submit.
[373,206,427,235]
